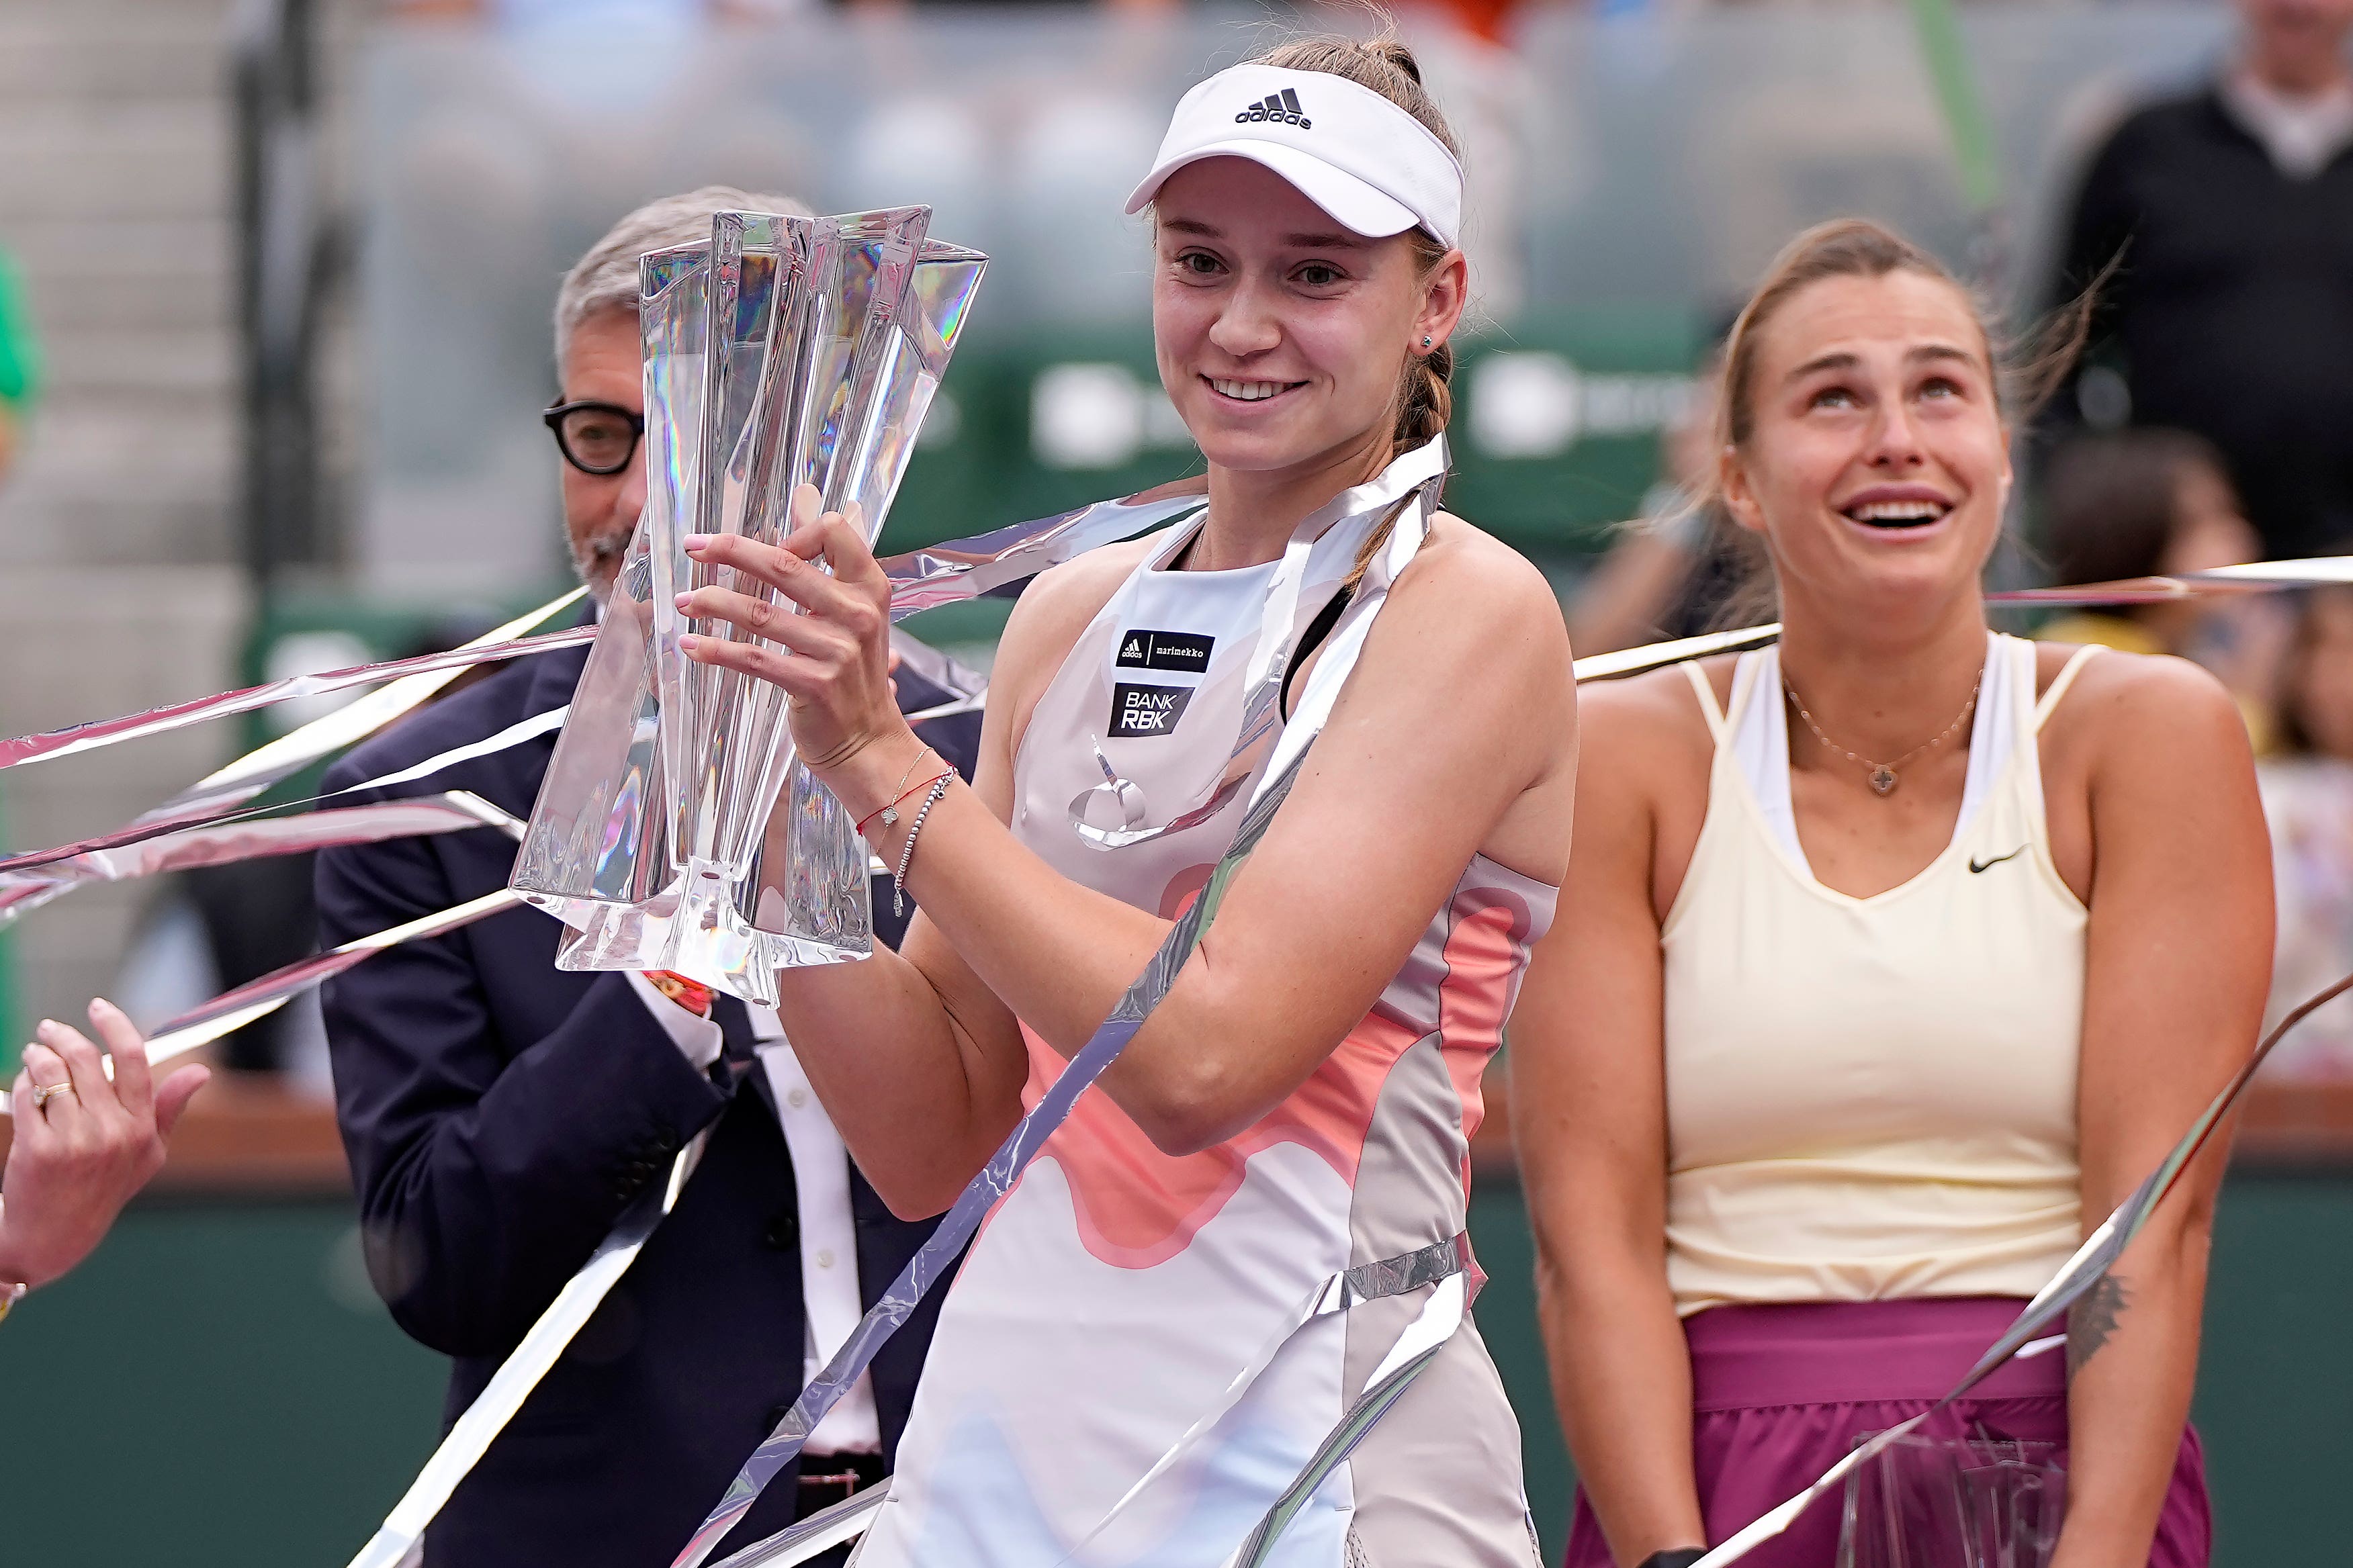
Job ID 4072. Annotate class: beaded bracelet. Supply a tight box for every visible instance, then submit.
[890,772,954,916]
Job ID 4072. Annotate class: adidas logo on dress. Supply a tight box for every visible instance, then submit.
[1235,88,1311,129]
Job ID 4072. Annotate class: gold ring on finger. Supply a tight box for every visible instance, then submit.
[30,1080,75,1110]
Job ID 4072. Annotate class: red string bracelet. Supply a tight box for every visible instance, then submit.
[857,767,956,838]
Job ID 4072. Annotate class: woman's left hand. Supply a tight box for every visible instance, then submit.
[0,1000,209,1290]
[677,483,922,819]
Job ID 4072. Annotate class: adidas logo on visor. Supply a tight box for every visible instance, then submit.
[1234,87,1311,130]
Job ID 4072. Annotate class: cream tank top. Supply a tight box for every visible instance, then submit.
[1662,633,2102,1316]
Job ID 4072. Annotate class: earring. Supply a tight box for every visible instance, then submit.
[1421,335,1433,349]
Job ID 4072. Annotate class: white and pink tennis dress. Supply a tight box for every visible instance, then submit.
[853,445,1554,1568]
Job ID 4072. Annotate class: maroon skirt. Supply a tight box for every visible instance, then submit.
[1562,1297,2210,1568]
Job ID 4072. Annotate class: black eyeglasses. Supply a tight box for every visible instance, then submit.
[543,399,646,475]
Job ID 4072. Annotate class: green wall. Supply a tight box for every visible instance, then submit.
[5,1174,2346,1563]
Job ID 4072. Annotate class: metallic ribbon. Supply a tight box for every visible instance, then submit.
[0,790,521,911]
[0,627,941,908]
[0,622,961,887]
[0,607,590,779]
[7,554,2351,798]
[0,588,586,929]
[1227,1270,1472,1568]
[0,708,567,884]
[879,477,1210,621]
[1689,963,2353,1568]
[0,880,527,1118]
[885,632,990,725]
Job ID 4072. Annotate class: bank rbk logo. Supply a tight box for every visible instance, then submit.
[1110,682,1194,738]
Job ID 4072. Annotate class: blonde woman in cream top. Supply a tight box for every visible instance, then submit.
[1514,220,2271,1568]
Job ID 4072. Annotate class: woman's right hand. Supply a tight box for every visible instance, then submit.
[0,1000,208,1291]
[676,483,926,825]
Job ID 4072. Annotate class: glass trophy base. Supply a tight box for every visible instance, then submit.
[519,865,871,1009]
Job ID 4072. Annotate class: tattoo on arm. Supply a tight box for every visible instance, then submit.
[2067,1273,2131,1377]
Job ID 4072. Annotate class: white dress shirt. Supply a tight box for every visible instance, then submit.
[623,973,884,1455]
[2223,67,2353,181]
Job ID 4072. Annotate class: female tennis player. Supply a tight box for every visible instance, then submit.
[1513,219,2270,1568]
[679,34,1577,1568]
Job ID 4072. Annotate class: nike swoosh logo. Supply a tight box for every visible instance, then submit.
[1969,846,2028,874]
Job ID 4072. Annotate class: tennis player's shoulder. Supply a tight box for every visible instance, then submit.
[1407,511,1554,604]
[1394,511,1566,662]
[2033,641,2248,774]
[1579,654,1726,794]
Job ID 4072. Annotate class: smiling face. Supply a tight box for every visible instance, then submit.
[1721,269,2011,625]
[1151,157,1464,485]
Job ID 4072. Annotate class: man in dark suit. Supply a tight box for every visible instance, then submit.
[317,187,979,1567]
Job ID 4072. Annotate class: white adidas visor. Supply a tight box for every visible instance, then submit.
[1124,63,1464,252]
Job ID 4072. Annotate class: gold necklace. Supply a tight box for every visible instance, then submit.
[1781,667,1982,796]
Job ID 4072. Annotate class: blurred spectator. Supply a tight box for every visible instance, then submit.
[0,246,36,1046]
[2044,0,2353,559]
[0,244,37,484]
[1568,334,1763,653]
[2037,428,2288,750]
[1407,0,1519,48]
[2258,586,2353,1078]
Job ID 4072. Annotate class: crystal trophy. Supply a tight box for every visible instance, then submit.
[1839,1434,2068,1568]
[511,208,987,1004]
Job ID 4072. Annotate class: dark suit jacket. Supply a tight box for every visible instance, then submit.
[317,637,981,1567]
[2045,86,2353,557]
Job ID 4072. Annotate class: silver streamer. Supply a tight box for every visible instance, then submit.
[879,475,1208,621]
[0,588,586,930]
[0,608,589,779]
[0,790,519,913]
[0,709,567,886]
[11,556,2353,801]
[0,878,527,1118]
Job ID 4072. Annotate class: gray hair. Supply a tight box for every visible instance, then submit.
[553,184,815,366]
